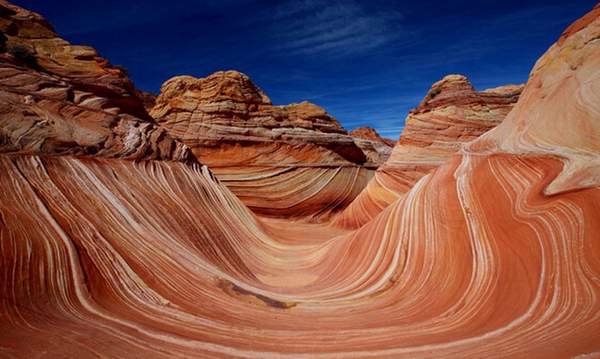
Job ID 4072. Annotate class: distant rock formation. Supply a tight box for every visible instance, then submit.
[0,0,192,161]
[348,126,394,165]
[398,74,522,156]
[350,126,395,146]
[333,75,523,228]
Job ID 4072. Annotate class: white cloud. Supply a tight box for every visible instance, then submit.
[271,0,403,56]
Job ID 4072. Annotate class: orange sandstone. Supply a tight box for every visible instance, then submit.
[0,1,599,358]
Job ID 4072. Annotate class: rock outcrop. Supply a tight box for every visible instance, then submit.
[1,2,600,358]
[350,126,395,146]
[135,89,157,112]
[333,75,523,228]
[349,126,394,164]
[0,0,192,162]
[151,70,379,219]
[151,71,364,163]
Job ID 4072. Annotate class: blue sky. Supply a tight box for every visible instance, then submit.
[13,0,598,139]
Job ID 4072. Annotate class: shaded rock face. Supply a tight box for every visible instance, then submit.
[151,70,379,220]
[135,90,157,113]
[333,75,524,228]
[0,0,192,162]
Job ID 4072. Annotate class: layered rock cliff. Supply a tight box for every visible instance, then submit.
[333,75,524,228]
[0,0,192,161]
[151,71,366,164]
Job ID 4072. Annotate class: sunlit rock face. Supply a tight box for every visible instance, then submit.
[151,70,379,220]
[470,4,600,196]
[1,1,600,358]
[333,75,523,228]
[349,126,394,164]
[0,0,192,161]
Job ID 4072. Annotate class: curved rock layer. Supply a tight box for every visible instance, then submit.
[333,75,523,228]
[151,71,385,220]
[195,143,375,221]
[1,155,599,358]
[1,2,600,359]
[0,0,191,162]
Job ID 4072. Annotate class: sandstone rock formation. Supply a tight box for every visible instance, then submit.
[350,126,396,147]
[349,126,394,164]
[1,1,600,358]
[333,75,523,228]
[150,71,363,163]
[151,70,380,219]
[0,0,191,161]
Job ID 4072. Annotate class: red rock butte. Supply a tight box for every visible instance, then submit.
[150,70,393,220]
[1,1,600,358]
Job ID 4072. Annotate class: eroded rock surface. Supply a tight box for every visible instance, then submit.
[151,70,379,219]
[0,0,192,161]
[334,75,523,228]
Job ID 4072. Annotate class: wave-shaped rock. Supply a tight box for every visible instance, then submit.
[0,2,599,358]
[333,75,523,228]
